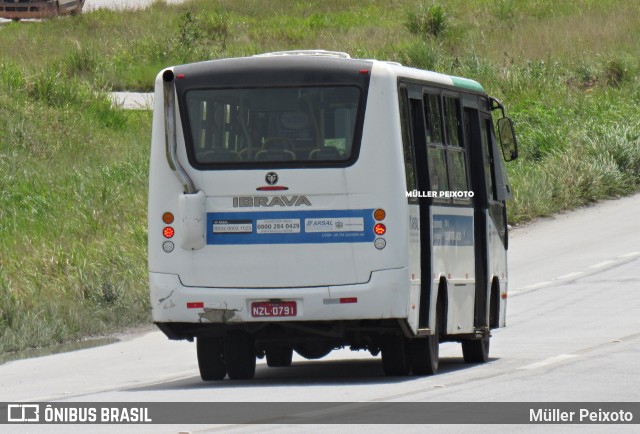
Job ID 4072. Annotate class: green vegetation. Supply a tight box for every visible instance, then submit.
[0,67,150,352]
[1,0,639,353]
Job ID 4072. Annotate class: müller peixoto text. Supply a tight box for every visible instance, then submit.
[530,408,634,423]
[406,190,475,198]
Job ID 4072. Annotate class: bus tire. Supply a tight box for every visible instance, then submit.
[224,330,256,380]
[266,347,293,367]
[381,336,410,376]
[409,298,440,376]
[196,337,226,381]
[462,331,490,363]
[408,332,439,376]
[409,292,442,375]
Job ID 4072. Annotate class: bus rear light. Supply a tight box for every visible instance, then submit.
[374,238,386,250]
[162,212,175,224]
[163,227,175,239]
[373,209,386,221]
[374,223,386,235]
[162,241,174,253]
[256,186,289,191]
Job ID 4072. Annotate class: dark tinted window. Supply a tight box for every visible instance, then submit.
[185,86,361,165]
[424,93,443,144]
[444,97,462,147]
[399,86,416,191]
[428,147,449,192]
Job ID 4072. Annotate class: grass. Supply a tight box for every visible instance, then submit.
[0,0,639,353]
[0,65,150,352]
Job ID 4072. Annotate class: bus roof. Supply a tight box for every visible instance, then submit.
[170,51,485,94]
[251,51,485,94]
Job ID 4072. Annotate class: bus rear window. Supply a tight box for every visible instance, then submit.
[183,86,362,166]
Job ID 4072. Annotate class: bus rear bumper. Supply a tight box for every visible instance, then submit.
[150,269,409,325]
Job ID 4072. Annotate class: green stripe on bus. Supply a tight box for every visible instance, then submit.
[450,76,485,93]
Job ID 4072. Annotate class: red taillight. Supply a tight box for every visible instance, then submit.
[256,186,289,191]
[163,227,175,239]
[374,223,386,235]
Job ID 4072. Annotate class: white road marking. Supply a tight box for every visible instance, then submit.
[519,354,578,370]
[511,252,640,295]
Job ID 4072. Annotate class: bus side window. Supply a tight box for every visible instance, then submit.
[444,97,469,196]
[423,93,449,196]
[480,118,497,201]
[399,86,417,193]
[427,147,449,192]
[424,94,443,145]
[444,97,461,147]
[448,149,468,192]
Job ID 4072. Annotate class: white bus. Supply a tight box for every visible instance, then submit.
[148,50,518,380]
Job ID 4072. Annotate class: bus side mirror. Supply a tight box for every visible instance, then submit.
[497,117,518,162]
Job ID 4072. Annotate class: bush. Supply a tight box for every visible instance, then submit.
[405,2,449,38]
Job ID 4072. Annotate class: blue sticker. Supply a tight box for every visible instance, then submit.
[207,209,376,245]
[432,214,474,247]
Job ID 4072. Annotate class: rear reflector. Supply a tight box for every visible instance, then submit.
[187,302,204,309]
[323,297,358,305]
[340,297,357,304]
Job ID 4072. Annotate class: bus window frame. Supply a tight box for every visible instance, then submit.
[178,84,368,171]
[398,84,419,204]
[424,88,472,206]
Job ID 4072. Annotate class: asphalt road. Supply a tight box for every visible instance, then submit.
[1,193,639,433]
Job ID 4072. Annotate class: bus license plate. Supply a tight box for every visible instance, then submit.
[251,301,297,317]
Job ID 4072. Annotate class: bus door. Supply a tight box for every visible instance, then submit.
[399,84,432,332]
[464,105,508,329]
[400,84,431,334]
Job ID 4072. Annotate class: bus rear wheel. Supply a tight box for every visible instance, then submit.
[266,346,293,367]
[462,331,490,363]
[224,330,256,380]
[407,331,439,375]
[381,335,410,376]
[196,337,226,381]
